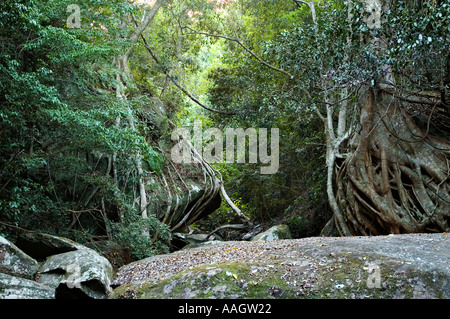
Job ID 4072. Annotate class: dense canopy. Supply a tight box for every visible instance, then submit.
[1,0,449,261]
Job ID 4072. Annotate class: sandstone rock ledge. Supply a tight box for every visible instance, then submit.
[0,233,113,299]
[110,233,449,299]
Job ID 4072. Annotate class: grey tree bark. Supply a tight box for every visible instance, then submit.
[316,0,450,235]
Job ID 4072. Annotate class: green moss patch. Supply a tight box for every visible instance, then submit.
[110,251,448,299]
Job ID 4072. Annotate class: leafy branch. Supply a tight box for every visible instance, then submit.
[180,24,295,79]
[132,15,236,115]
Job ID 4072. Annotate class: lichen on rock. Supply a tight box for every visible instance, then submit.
[110,233,450,299]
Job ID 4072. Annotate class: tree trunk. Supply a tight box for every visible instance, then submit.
[333,87,450,235]
[113,1,166,235]
[320,0,450,235]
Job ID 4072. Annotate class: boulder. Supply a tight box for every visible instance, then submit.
[86,240,132,270]
[1,232,114,299]
[250,224,292,241]
[0,236,39,279]
[14,232,86,261]
[174,232,222,244]
[0,273,54,299]
[38,248,114,299]
[111,233,450,299]
[183,240,225,250]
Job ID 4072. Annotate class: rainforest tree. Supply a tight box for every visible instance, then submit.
[0,0,179,258]
[300,0,450,235]
[1,0,448,256]
[192,0,450,235]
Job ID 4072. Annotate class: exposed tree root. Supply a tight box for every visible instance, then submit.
[146,135,248,236]
[332,87,450,235]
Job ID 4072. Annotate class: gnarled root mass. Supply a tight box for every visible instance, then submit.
[333,87,450,236]
[145,137,222,234]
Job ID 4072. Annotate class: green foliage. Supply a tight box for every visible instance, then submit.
[287,213,310,238]
[196,2,328,225]
[383,0,449,92]
[109,213,171,260]
[1,0,448,258]
[0,0,167,258]
[193,0,449,230]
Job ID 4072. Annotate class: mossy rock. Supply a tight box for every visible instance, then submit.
[0,236,39,280]
[0,273,55,299]
[110,233,450,299]
[111,260,300,299]
[250,225,292,241]
[111,252,449,299]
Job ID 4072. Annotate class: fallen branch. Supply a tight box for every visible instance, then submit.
[205,224,246,241]
[221,184,251,223]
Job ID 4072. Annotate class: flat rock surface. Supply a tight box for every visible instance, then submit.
[111,233,449,299]
[0,273,55,299]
